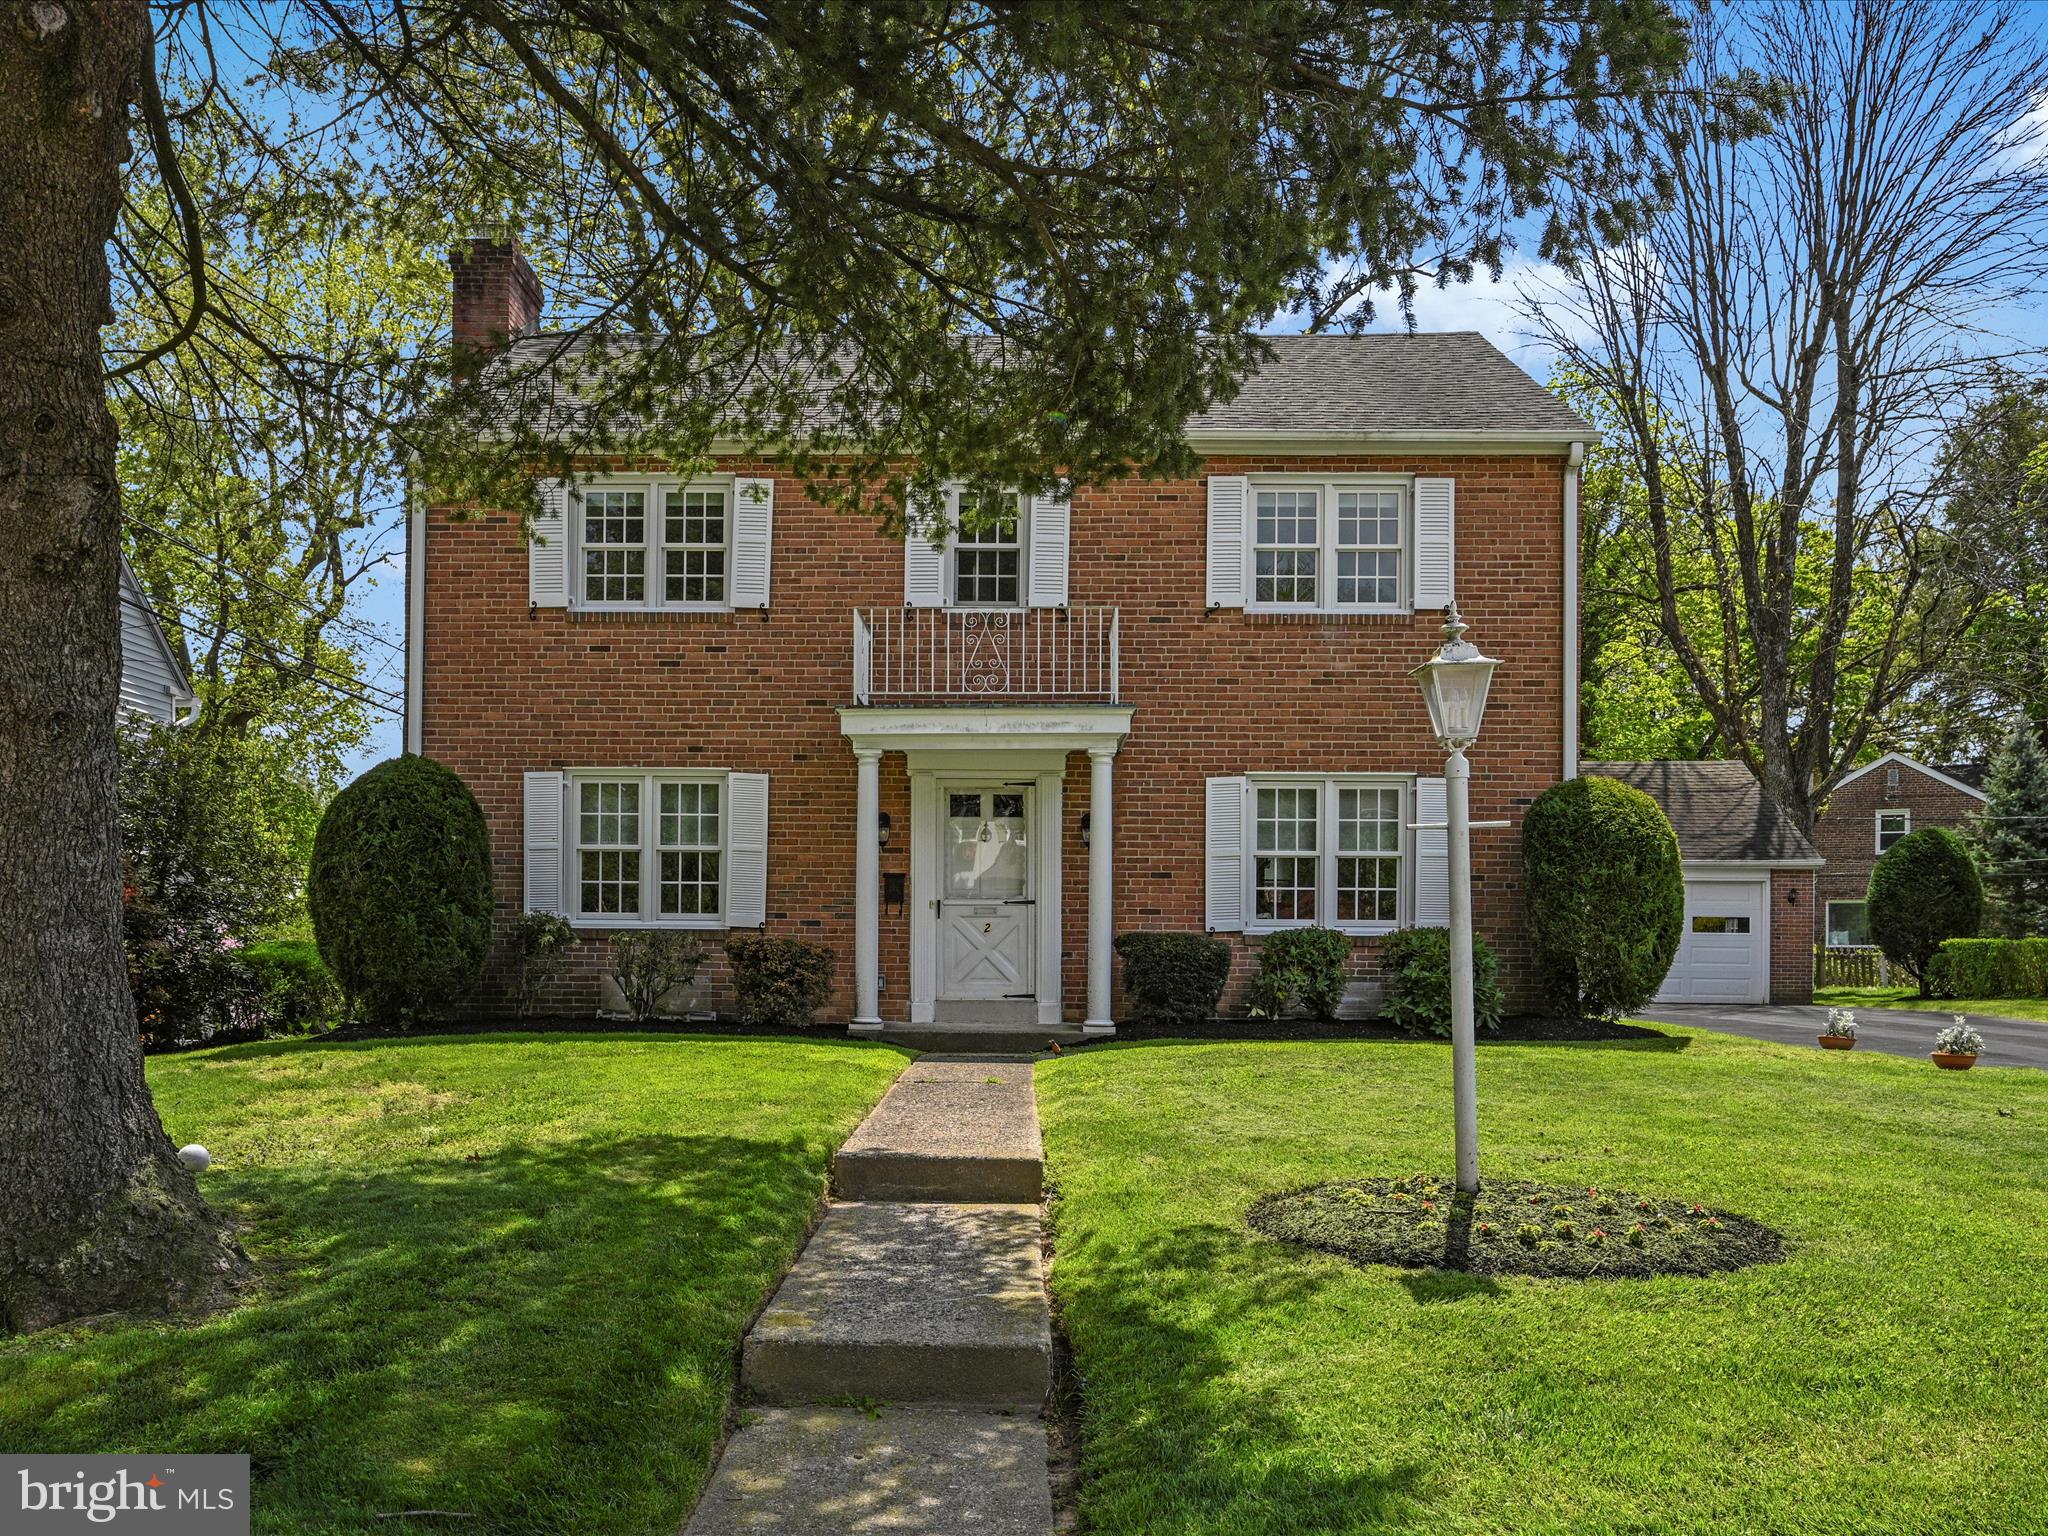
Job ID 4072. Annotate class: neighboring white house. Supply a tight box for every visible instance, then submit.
[119,553,200,726]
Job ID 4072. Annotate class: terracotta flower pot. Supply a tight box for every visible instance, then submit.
[1931,1050,1978,1071]
[1818,1033,1855,1050]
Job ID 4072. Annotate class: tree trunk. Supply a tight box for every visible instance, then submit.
[0,1,246,1334]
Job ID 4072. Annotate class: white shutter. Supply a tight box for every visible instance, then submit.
[1205,776,1249,932]
[1026,491,1071,608]
[530,480,571,608]
[1206,476,1249,608]
[524,771,567,915]
[904,492,949,608]
[1413,775,1449,927]
[729,477,774,609]
[725,772,770,928]
[1413,477,1456,610]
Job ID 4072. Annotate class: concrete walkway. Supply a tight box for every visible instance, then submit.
[684,1059,1055,1534]
[1643,1002,2048,1069]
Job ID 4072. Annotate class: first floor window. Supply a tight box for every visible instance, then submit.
[574,774,724,923]
[659,781,721,915]
[578,779,642,916]
[1255,784,1320,920]
[1826,900,1870,948]
[583,489,647,604]
[1253,777,1406,930]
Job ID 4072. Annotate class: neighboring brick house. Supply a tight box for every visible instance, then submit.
[407,237,1594,1030]
[1582,762,1819,1005]
[1813,753,1987,952]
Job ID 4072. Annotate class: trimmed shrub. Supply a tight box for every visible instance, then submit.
[1523,775,1685,1020]
[1380,926,1504,1037]
[1925,936,2048,999]
[1867,826,1983,988]
[240,939,340,1033]
[512,910,576,1017]
[309,755,494,1026]
[1114,932,1232,1026]
[1247,927,1353,1020]
[726,934,838,1028]
[607,931,706,1021]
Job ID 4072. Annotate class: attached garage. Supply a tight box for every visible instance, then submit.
[1582,762,1823,1007]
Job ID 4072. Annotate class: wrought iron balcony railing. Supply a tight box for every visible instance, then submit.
[852,605,1120,704]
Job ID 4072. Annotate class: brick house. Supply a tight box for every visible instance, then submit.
[1813,753,1987,952]
[406,237,1594,1031]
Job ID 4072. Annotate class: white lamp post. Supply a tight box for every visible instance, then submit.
[1411,602,1501,1195]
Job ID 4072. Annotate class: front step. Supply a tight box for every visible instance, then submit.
[874,1026,1094,1056]
[835,1060,1044,1202]
[741,1202,1050,1407]
[683,1405,1053,1536]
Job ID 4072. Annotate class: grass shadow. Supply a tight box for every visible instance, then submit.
[1051,1219,1431,1533]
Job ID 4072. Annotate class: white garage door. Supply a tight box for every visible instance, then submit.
[1656,876,1767,1004]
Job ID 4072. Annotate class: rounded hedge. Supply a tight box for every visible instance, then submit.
[1867,826,1983,987]
[1522,774,1685,1020]
[309,754,493,1025]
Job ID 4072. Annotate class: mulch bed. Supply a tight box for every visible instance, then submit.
[316,1014,827,1043]
[1108,1014,1668,1043]
[1248,1174,1785,1281]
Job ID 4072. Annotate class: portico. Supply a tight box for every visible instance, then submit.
[839,705,1134,1034]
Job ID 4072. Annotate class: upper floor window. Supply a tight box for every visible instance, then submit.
[952,489,1025,607]
[1249,479,1409,613]
[577,480,732,611]
[1876,809,1910,852]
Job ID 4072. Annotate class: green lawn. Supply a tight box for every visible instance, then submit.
[1813,984,2048,1022]
[0,1032,906,1536]
[1037,1028,2048,1536]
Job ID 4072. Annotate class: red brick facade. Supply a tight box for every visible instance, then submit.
[1769,868,1817,1003]
[417,451,1573,1022]
[1812,758,1985,949]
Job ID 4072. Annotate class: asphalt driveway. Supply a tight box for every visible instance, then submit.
[1642,1003,2048,1070]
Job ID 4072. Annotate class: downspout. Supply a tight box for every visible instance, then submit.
[404,455,426,755]
[1563,441,1585,781]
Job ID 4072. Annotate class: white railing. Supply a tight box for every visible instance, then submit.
[853,606,1120,704]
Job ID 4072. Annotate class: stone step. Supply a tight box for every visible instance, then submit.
[742,1202,1050,1407]
[682,1405,1052,1536]
[872,1026,1096,1056]
[835,1059,1045,1203]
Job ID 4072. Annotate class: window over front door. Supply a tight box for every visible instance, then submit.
[1826,900,1870,948]
[1876,809,1910,852]
[953,490,1023,607]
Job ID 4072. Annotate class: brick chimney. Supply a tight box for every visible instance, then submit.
[450,230,542,366]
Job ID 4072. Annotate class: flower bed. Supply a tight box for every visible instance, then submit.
[1248,1174,1784,1280]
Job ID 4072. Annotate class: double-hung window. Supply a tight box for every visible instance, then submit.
[1249,479,1408,613]
[577,479,732,610]
[951,488,1025,607]
[573,773,724,925]
[1876,809,1910,852]
[1250,777,1406,933]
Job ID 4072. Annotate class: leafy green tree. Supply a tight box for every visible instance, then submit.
[1973,722,2048,938]
[1867,827,1985,990]
[3,0,1692,1331]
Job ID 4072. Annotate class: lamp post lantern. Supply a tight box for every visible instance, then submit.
[1411,602,1501,1195]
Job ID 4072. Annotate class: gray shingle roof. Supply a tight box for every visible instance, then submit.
[1186,333,1592,437]
[473,329,1592,441]
[1581,761,1821,865]
[1936,761,1989,791]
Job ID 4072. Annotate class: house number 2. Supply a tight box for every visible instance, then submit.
[983,922,993,934]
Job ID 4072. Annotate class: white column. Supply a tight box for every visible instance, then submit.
[852,748,883,1031]
[1446,747,1479,1193]
[1084,746,1116,1034]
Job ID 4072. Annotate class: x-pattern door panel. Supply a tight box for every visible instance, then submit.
[939,788,1034,1000]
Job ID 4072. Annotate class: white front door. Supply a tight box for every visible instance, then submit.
[1657,876,1768,1004]
[938,787,1035,1001]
